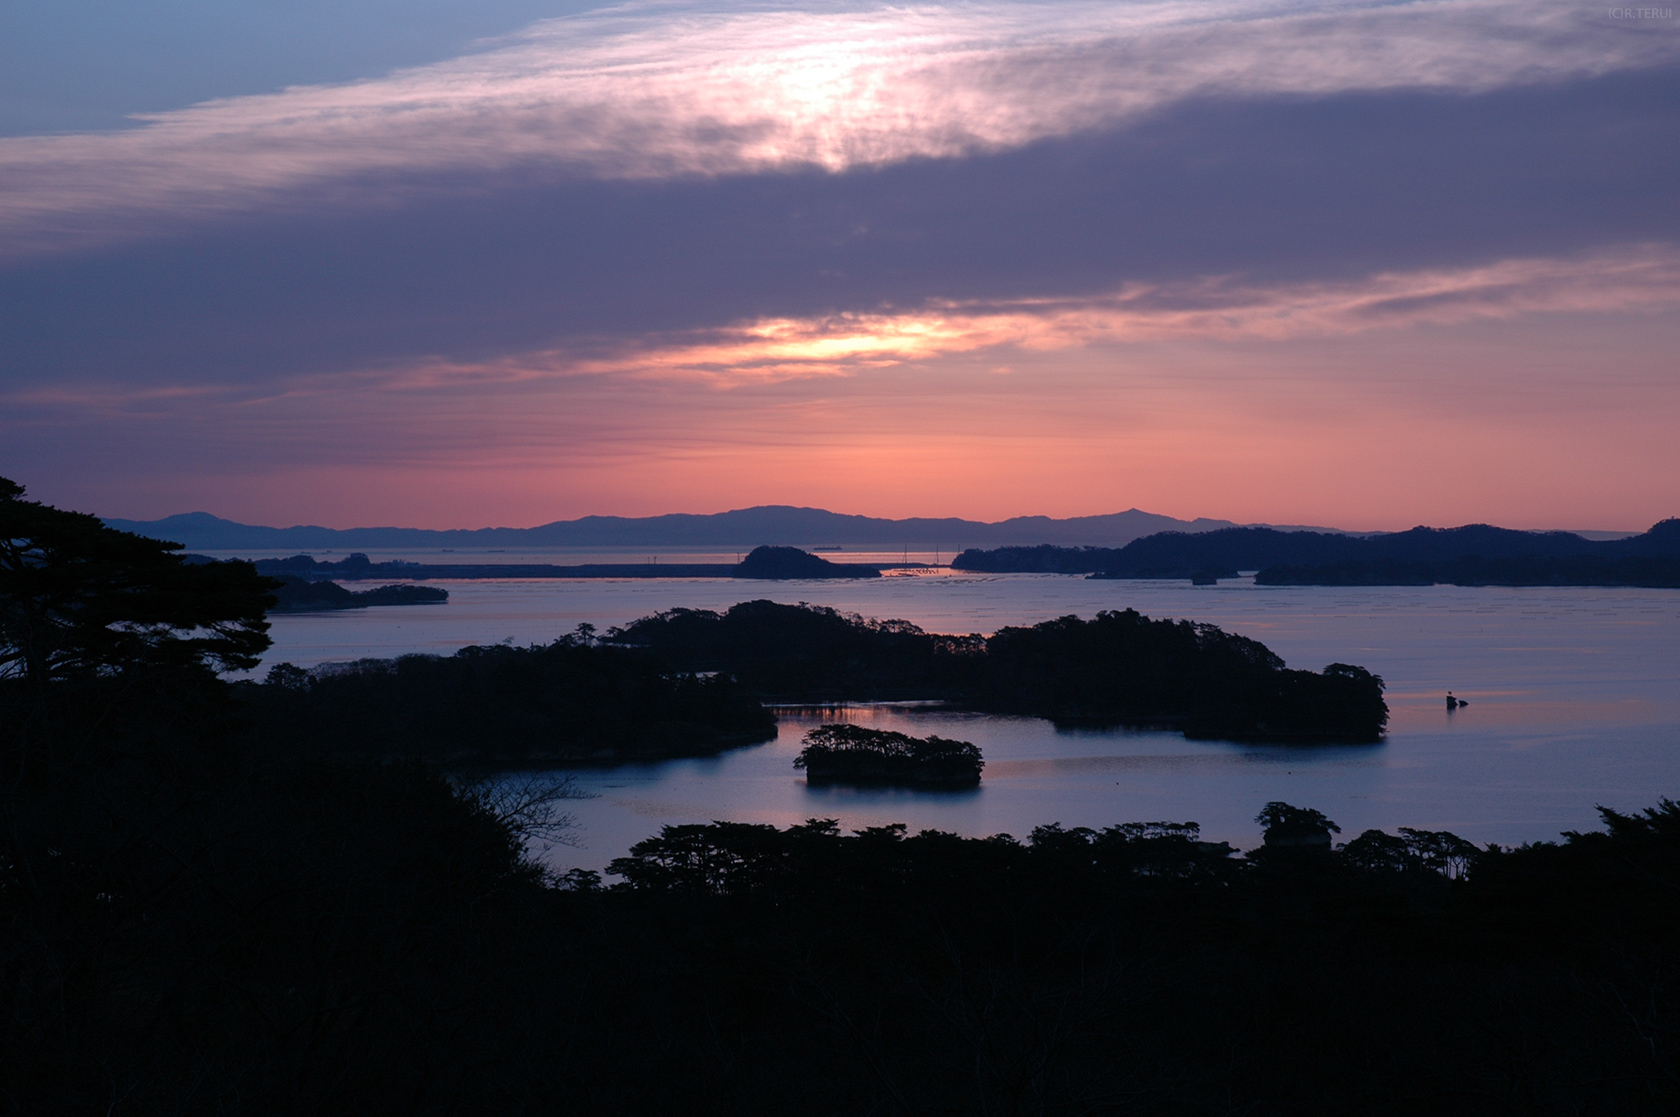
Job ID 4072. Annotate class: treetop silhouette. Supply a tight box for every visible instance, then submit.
[0,477,275,682]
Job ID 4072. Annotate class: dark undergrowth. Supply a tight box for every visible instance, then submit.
[3,672,1677,1115]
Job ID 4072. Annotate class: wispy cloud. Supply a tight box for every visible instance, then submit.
[356,244,1680,387]
[3,0,1673,256]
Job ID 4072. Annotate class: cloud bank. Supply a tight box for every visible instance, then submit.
[4,0,1676,256]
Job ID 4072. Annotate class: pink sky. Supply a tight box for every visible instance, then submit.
[16,307,1676,532]
[2,0,1676,533]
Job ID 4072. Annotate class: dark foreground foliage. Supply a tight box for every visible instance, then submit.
[1,477,274,682]
[7,676,1680,1117]
[0,675,550,1116]
[5,481,1674,1113]
[613,600,1388,742]
[794,723,984,787]
[239,633,777,763]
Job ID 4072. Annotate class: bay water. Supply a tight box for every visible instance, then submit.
[253,568,1680,872]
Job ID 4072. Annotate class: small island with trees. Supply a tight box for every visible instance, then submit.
[265,572,449,612]
[794,724,984,787]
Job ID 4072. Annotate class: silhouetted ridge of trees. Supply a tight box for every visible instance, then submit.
[955,518,1680,585]
[572,806,1680,1114]
[611,600,1388,742]
[242,633,776,764]
[2,477,274,684]
[601,801,1523,899]
[608,599,983,701]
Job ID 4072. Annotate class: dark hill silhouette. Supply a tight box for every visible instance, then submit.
[733,546,881,579]
[956,528,1364,575]
[1610,517,1680,556]
[1098,527,1358,576]
[957,520,1680,586]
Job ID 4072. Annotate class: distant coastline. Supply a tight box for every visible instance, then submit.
[959,520,1680,588]
[106,505,1351,552]
[163,514,1680,589]
[241,545,890,582]
[215,519,1680,588]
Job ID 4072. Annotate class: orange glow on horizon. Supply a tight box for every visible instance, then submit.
[32,304,1677,535]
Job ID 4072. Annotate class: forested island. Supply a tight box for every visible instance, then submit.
[956,519,1680,586]
[8,476,1680,1113]
[609,600,1388,742]
[247,598,1385,753]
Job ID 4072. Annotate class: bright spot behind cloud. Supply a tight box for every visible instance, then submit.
[3,0,1674,255]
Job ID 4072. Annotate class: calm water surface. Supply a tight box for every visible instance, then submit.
[255,571,1680,869]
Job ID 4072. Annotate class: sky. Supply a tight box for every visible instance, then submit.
[2,0,1677,531]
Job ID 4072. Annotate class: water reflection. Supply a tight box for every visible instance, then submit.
[249,573,1680,871]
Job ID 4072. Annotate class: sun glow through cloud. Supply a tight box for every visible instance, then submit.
[305,245,1680,390]
[2,0,1674,256]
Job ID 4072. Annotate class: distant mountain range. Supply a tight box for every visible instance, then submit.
[101,506,1351,552]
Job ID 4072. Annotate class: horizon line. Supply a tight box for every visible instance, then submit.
[96,503,1656,540]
